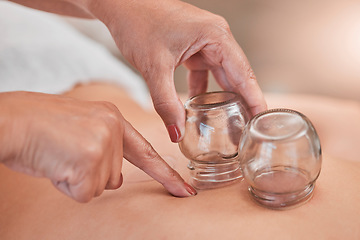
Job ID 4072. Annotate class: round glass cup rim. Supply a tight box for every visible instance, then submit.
[184,91,242,111]
[247,108,312,141]
[252,108,307,119]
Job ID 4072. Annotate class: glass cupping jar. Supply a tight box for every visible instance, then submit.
[239,109,322,209]
[179,91,250,190]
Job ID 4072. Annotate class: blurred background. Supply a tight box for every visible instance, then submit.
[66,0,360,101]
[3,0,360,101]
[179,0,360,101]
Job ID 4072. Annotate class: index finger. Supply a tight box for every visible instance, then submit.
[122,120,196,197]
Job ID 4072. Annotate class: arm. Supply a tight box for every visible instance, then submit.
[8,0,93,18]
[10,0,267,143]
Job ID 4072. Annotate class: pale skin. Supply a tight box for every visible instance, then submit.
[0,83,359,239]
[0,0,266,202]
[0,92,194,202]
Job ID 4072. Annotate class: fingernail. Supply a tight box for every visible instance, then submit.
[167,124,181,143]
[184,182,197,196]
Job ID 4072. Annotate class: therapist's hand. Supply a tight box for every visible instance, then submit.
[86,0,267,142]
[0,92,196,202]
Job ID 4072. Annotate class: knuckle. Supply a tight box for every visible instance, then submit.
[73,190,92,203]
[153,99,172,116]
[137,143,164,173]
[214,15,230,32]
[89,102,125,147]
[152,97,181,118]
[78,140,104,168]
[157,167,179,186]
[142,143,159,163]
[100,102,125,134]
[232,66,257,90]
[101,101,119,112]
[99,101,122,122]
[246,66,257,82]
[98,125,113,143]
[163,168,178,183]
[140,144,179,184]
[204,15,231,38]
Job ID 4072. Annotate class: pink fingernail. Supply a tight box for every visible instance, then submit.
[167,124,181,143]
[184,182,197,196]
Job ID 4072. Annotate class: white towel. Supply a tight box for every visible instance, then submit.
[0,1,150,107]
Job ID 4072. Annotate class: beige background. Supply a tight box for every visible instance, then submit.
[177,0,360,101]
[65,0,360,101]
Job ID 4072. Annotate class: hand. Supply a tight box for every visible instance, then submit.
[86,0,267,142]
[0,92,196,202]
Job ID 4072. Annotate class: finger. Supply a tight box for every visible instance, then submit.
[93,149,113,197]
[122,120,197,197]
[52,180,72,199]
[211,67,233,91]
[68,172,98,203]
[185,52,209,97]
[144,63,185,143]
[187,69,209,98]
[106,173,123,190]
[50,163,97,202]
[51,178,95,203]
[105,128,124,190]
[219,40,267,116]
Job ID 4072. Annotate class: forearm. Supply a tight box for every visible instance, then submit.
[8,0,94,18]
[7,0,150,20]
[0,92,25,166]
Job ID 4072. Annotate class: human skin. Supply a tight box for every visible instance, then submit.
[0,83,359,239]
[265,93,360,163]
[8,0,267,142]
[1,0,266,202]
[0,91,196,202]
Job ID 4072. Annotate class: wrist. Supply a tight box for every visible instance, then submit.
[0,92,27,165]
[66,0,124,25]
